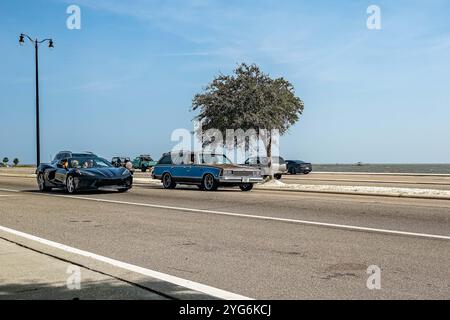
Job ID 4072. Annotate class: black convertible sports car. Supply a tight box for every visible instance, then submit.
[36,155,133,193]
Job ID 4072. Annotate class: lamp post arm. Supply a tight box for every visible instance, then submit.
[37,39,52,44]
[21,33,35,44]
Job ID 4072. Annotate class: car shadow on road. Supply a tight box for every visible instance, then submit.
[22,189,127,196]
[0,278,214,300]
[24,186,248,195]
[157,186,242,193]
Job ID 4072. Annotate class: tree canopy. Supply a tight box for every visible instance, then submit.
[192,63,304,136]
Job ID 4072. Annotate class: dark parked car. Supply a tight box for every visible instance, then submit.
[286,160,312,174]
[152,152,263,191]
[36,154,133,193]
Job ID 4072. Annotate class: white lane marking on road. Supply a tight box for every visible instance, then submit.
[1,187,449,241]
[0,224,252,300]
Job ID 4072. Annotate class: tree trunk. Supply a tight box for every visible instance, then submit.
[267,135,273,179]
[260,130,273,180]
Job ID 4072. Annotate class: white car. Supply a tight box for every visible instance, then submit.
[244,156,288,180]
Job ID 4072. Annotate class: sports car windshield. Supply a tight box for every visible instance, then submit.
[68,157,112,169]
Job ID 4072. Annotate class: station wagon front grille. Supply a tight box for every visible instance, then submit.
[231,171,254,177]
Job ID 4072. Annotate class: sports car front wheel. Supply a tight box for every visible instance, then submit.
[66,176,76,194]
[37,173,51,192]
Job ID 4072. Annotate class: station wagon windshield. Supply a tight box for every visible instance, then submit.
[201,154,232,165]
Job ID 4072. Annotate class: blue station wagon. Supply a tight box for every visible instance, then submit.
[152,152,263,191]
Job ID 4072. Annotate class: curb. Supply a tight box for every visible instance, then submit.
[311,171,450,177]
[255,187,450,201]
[283,177,450,187]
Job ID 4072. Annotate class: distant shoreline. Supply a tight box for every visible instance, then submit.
[312,164,450,174]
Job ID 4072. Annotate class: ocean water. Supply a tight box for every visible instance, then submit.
[312,164,450,174]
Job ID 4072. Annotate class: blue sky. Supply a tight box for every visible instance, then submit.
[1,0,449,164]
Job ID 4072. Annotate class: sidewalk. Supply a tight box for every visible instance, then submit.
[0,238,168,300]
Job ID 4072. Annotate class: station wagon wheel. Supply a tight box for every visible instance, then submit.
[239,184,254,192]
[202,173,218,191]
[162,173,176,189]
[66,176,76,194]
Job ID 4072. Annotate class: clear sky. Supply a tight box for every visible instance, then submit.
[1,0,449,164]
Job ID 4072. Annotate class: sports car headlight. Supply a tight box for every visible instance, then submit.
[122,169,131,176]
[78,170,95,176]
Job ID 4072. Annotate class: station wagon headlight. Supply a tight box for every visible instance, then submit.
[223,169,233,176]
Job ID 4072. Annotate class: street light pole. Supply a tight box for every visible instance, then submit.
[34,40,40,167]
[19,34,53,167]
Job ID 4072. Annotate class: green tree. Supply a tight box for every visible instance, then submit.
[13,158,20,166]
[2,157,8,165]
[192,63,304,178]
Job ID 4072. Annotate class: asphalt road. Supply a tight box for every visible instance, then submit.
[0,175,449,299]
